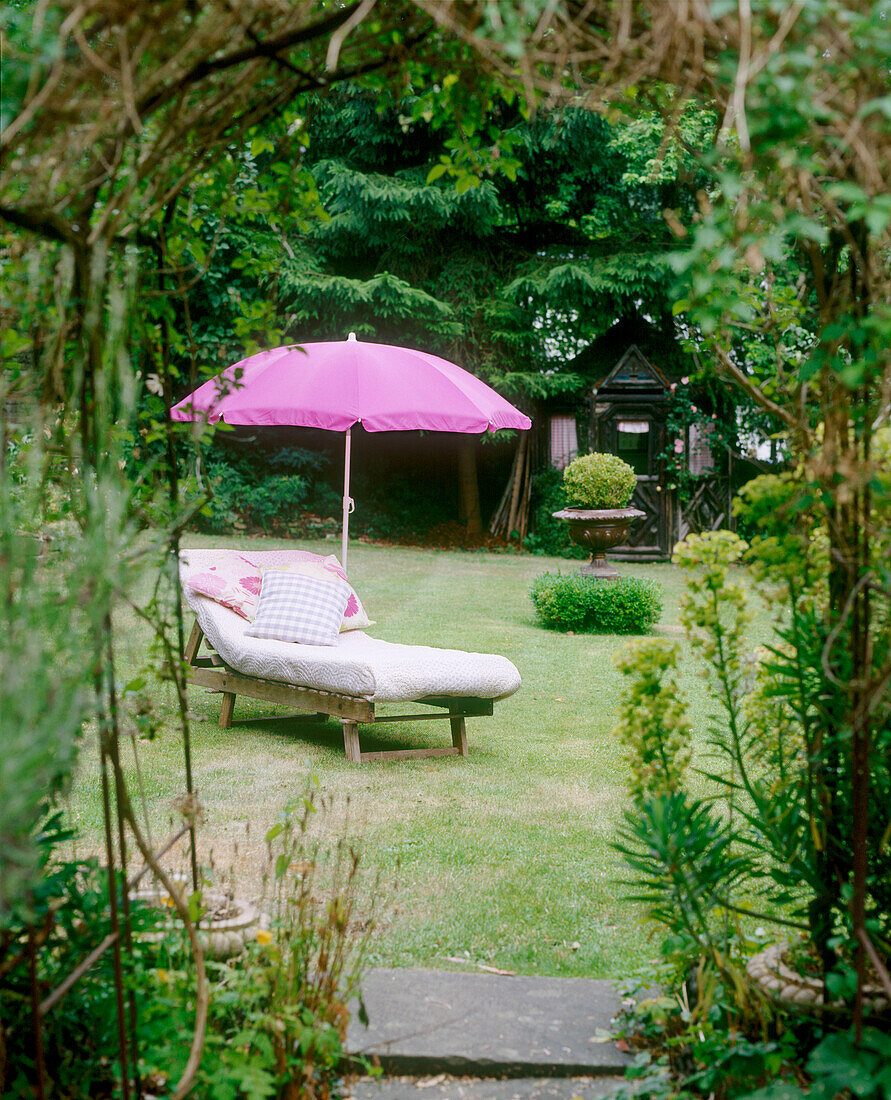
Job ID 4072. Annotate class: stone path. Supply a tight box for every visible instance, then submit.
[348,1074,628,1099]
[344,968,632,1099]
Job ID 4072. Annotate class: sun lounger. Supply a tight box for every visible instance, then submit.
[179,549,521,763]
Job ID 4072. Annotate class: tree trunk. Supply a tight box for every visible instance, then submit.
[457,438,482,535]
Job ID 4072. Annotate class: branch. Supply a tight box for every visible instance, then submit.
[717,898,809,933]
[0,205,80,245]
[0,2,89,150]
[711,342,801,431]
[721,0,752,153]
[326,0,378,72]
[133,2,368,122]
[856,927,891,1002]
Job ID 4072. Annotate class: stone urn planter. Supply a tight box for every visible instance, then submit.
[131,883,265,959]
[552,507,645,579]
[553,452,645,580]
[747,942,891,1018]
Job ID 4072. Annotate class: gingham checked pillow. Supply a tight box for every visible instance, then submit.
[255,560,373,632]
[244,570,351,647]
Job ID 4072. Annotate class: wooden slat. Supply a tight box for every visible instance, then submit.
[186,665,374,721]
[416,696,493,716]
[368,712,458,724]
[190,655,225,668]
[358,746,461,763]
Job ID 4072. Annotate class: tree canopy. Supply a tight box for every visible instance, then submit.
[177,85,714,405]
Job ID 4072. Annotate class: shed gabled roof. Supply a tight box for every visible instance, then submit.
[596,343,671,391]
[568,312,692,390]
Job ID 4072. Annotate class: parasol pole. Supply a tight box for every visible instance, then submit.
[341,427,354,571]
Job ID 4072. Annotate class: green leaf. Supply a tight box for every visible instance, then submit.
[807,1033,881,1096]
[426,163,449,183]
[731,1083,804,1100]
[861,94,891,120]
[187,891,204,923]
[454,172,480,194]
[1,329,32,358]
[250,135,274,157]
[860,1029,891,1058]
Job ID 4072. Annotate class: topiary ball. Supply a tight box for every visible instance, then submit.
[562,452,637,509]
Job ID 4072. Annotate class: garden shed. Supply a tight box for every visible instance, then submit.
[540,313,736,560]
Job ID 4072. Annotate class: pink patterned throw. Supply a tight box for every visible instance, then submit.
[185,549,371,630]
[185,552,266,618]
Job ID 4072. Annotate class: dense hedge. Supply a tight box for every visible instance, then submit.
[529,572,663,634]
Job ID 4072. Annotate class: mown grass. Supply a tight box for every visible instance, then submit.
[68,536,773,980]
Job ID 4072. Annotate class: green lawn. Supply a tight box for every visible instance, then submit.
[68,536,771,980]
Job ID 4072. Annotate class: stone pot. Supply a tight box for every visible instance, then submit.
[131,885,265,959]
[747,942,891,1017]
[552,507,645,580]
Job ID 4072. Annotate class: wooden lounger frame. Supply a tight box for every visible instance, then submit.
[184,621,493,763]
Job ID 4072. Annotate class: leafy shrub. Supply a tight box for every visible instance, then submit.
[204,462,308,533]
[142,782,377,1099]
[613,639,692,802]
[1,485,102,910]
[350,469,453,540]
[197,447,317,533]
[562,452,637,509]
[529,572,662,633]
[0,824,172,1098]
[239,472,308,531]
[610,957,797,1100]
[2,784,376,1098]
[740,1028,891,1100]
[523,467,586,558]
[610,527,891,1098]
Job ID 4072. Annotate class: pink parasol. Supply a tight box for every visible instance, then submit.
[170,334,531,567]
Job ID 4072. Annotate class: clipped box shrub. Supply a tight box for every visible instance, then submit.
[562,452,637,509]
[529,572,663,634]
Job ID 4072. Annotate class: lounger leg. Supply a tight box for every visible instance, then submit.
[342,720,362,764]
[184,621,204,664]
[219,692,236,729]
[450,712,468,756]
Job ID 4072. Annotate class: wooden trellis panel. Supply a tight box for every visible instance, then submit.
[677,477,732,541]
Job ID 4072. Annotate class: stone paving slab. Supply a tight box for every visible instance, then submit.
[346,968,631,1079]
[348,1074,627,1100]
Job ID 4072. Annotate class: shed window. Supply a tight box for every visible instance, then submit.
[616,419,650,476]
[688,422,715,475]
[549,414,578,469]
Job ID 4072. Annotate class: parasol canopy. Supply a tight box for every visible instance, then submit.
[171,334,531,567]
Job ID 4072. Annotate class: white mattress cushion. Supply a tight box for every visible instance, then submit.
[180,549,521,704]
